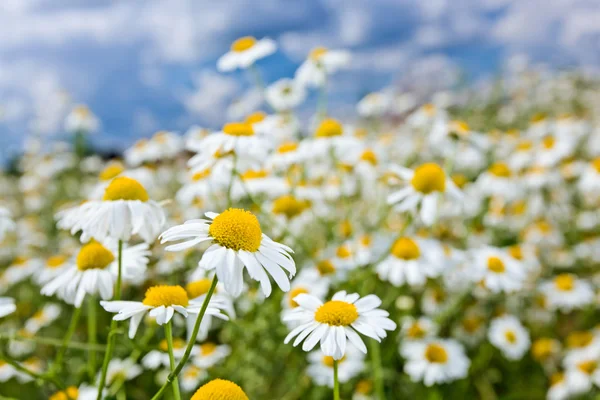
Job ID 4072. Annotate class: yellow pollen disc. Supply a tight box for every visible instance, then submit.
[240,169,268,180]
[315,300,359,326]
[193,169,211,181]
[49,387,79,400]
[245,111,266,124]
[451,173,468,188]
[567,331,593,348]
[272,195,310,219]
[142,285,189,308]
[12,256,28,265]
[578,360,597,375]
[356,380,373,395]
[411,163,446,194]
[186,279,214,299]
[516,140,533,151]
[99,162,125,181]
[73,105,90,118]
[76,242,115,271]
[309,46,328,61]
[532,338,556,361]
[424,343,448,363]
[391,237,420,260]
[452,120,470,134]
[407,323,426,339]
[201,342,217,355]
[336,245,352,259]
[103,177,149,202]
[315,118,343,138]
[487,256,505,273]
[592,158,600,173]
[208,208,262,252]
[191,379,249,400]
[47,255,67,269]
[488,162,512,178]
[340,220,353,238]
[462,316,482,333]
[277,142,299,153]
[184,366,202,378]
[135,139,148,149]
[554,274,574,291]
[231,36,257,52]
[550,373,564,386]
[32,310,46,321]
[222,122,254,137]
[317,260,336,276]
[159,338,186,352]
[360,149,378,165]
[360,235,372,247]
[288,287,309,308]
[542,136,556,149]
[508,246,523,260]
[531,113,546,123]
[504,330,517,344]
[322,355,346,367]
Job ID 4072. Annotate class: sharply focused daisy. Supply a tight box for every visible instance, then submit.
[387,163,462,225]
[101,284,229,338]
[190,379,249,400]
[41,240,150,307]
[488,315,530,360]
[539,274,595,312]
[283,291,396,360]
[217,36,276,72]
[160,208,296,297]
[56,177,166,243]
[401,338,470,386]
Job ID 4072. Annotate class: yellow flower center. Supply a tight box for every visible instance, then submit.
[208,209,262,252]
[277,142,299,153]
[193,169,211,181]
[336,245,352,259]
[240,169,268,180]
[578,360,597,375]
[487,256,505,273]
[488,162,512,177]
[159,338,186,352]
[231,36,257,53]
[186,279,214,299]
[505,330,517,344]
[99,163,125,181]
[407,322,426,339]
[550,373,564,386]
[462,316,483,333]
[222,122,254,137]
[360,235,372,247]
[424,343,448,363]
[272,195,310,219]
[184,365,203,379]
[567,331,594,348]
[391,237,420,260]
[340,220,353,238]
[315,301,359,326]
[360,149,378,165]
[516,140,533,151]
[200,342,217,355]
[315,118,343,138]
[411,163,446,194]
[532,338,556,361]
[245,111,266,124]
[309,47,328,61]
[288,287,309,308]
[322,355,346,367]
[542,136,556,149]
[12,256,28,266]
[103,177,149,202]
[47,255,67,269]
[32,310,46,321]
[451,173,468,188]
[142,285,189,308]
[356,380,373,395]
[49,387,79,400]
[191,379,249,400]
[76,242,115,271]
[592,158,600,173]
[73,105,90,118]
[531,113,546,123]
[316,260,336,276]
[554,274,574,291]
[508,246,523,260]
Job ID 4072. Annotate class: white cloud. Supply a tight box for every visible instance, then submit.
[181,71,240,126]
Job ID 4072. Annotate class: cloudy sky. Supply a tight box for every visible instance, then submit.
[1,0,599,157]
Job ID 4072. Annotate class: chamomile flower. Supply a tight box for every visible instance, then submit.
[181,365,208,392]
[295,47,350,88]
[24,304,61,333]
[539,274,595,312]
[190,379,249,400]
[41,240,150,307]
[160,208,296,297]
[34,255,71,286]
[266,78,307,111]
[0,207,15,242]
[49,384,102,400]
[65,104,99,133]
[283,291,396,360]
[58,177,166,243]
[400,317,438,342]
[401,338,470,386]
[142,338,198,369]
[217,36,276,72]
[185,276,236,341]
[101,284,229,338]
[307,347,365,387]
[471,247,527,293]
[0,297,16,318]
[476,162,519,199]
[357,92,391,118]
[102,358,142,385]
[387,163,462,225]
[488,315,531,360]
[564,355,600,395]
[3,256,41,285]
[547,372,570,400]
[193,342,231,369]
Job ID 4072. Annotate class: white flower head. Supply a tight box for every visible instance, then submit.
[217,36,276,72]
[0,297,16,318]
[401,338,470,386]
[539,274,595,312]
[488,315,530,360]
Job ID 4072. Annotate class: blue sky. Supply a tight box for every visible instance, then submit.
[1,0,599,158]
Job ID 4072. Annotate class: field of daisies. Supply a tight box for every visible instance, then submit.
[0,36,600,400]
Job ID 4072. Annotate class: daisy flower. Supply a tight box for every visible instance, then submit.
[307,347,365,388]
[488,315,531,360]
[57,177,166,243]
[193,342,231,369]
[0,207,15,242]
[266,78,307,111]
[2,256,41,286]
[142,338,198,370]
[65,104,99,133]
[476,162,520,199]
[41,240,150,307]
[283,291,396,360]
[190,379,249,400]
[217,36,276,72]
[49,384,103,400]
[102,358,142,385]
[0,297,16,318]
[547,372,570,400]
[471,247,526,293]
[181,365,208,392]
[101,284,228,338]
[357,92,391,118]
[24,303,61,333]
[400,317,438,342]
[160,208,296,297]
[185,276,236,341]
[34,255,70,286]
[401,338,470,386]
[295,47,350,88]
[387,163,462,225]
[539,274,595,312]
[564,355,600,396]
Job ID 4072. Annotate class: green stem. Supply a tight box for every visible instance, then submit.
[164,321,181,400]
[96,240,123,400]
[88,296,97,379]
[109,326,156,395]
[370,339,386,400]
[150,276,218,400]
[333,359,340,400]
[226,153,238,209]
[50,305,82,374]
